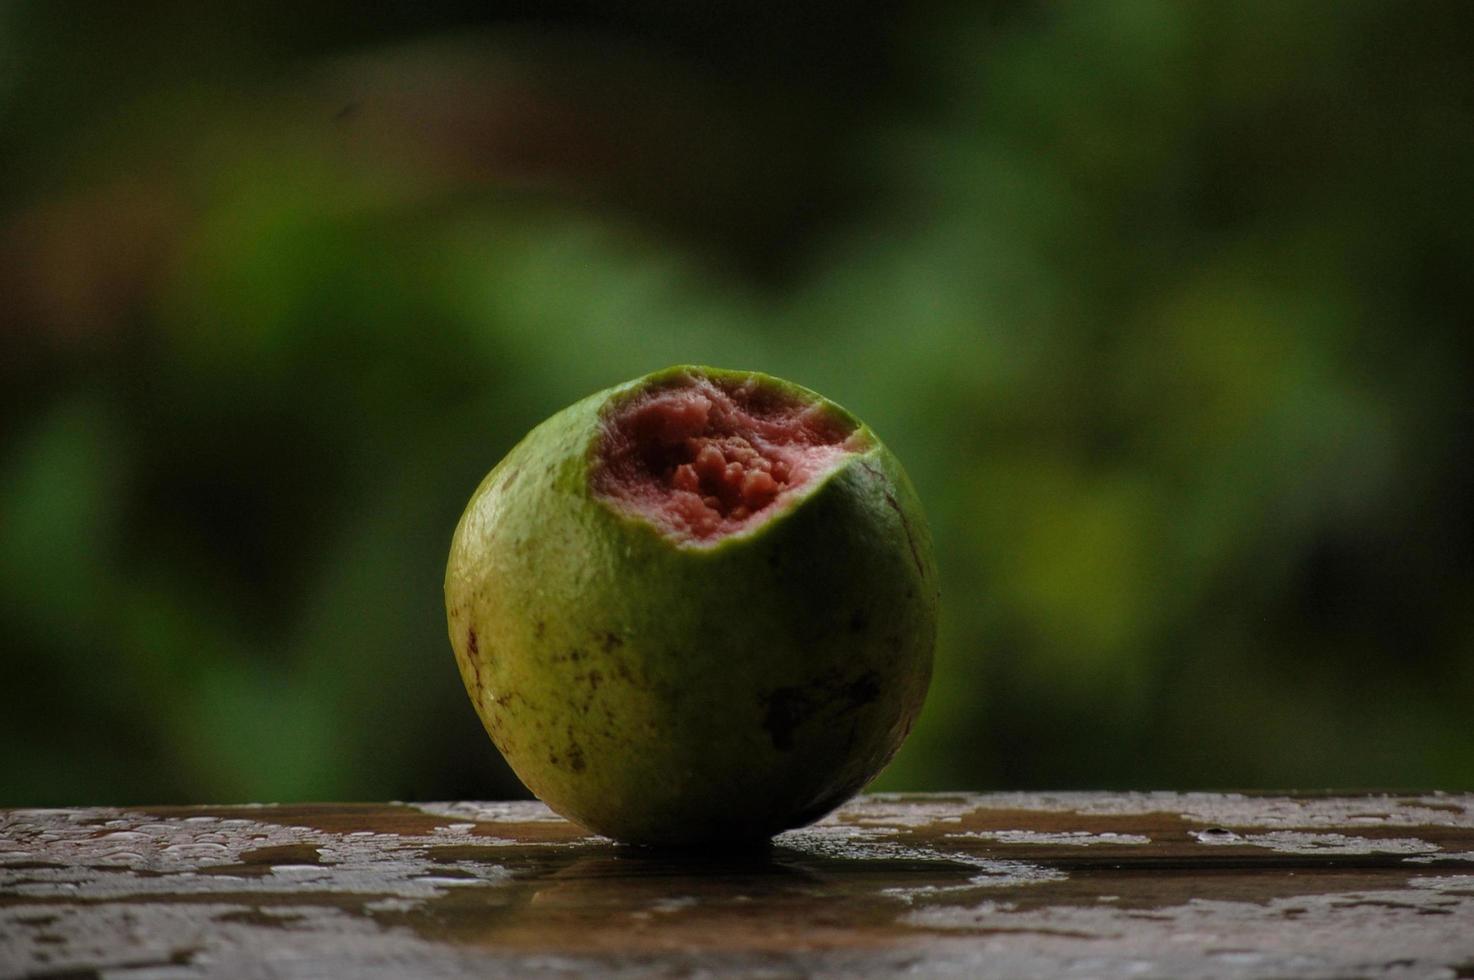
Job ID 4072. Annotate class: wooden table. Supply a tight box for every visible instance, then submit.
[4,793,1473,978]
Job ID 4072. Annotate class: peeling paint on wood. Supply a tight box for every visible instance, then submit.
[3,793,1474,978]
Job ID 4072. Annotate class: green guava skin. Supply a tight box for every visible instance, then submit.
[444,366,938,847]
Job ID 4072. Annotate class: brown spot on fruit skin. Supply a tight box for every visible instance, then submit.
[567,744,587,773]
[574,670,604,712]
[761,672,883,751]
[761,687,814,752]
[464,629,484,690]
[861,460,925,580]
[843,672,881,711]
[884,489,925,579]
[600,631,623,652]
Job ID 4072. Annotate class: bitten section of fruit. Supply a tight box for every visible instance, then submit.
[593,371,864,541]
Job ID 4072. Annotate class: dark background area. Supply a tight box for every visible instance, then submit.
[2,0,1472,806]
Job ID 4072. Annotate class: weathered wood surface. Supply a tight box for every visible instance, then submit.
[3,793,1474,979]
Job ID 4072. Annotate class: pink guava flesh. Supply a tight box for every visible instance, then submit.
[594,374,863,542]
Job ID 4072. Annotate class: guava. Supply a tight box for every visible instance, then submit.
[444,365,937,847]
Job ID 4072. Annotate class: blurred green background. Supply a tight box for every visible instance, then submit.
[3,0,1472,806]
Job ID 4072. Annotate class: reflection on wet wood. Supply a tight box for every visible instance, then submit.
[3,793,1474,978]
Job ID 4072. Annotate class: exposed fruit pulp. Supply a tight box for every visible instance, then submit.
[593,374,864,541]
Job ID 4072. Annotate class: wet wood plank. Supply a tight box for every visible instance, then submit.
[3,793,1474,978]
